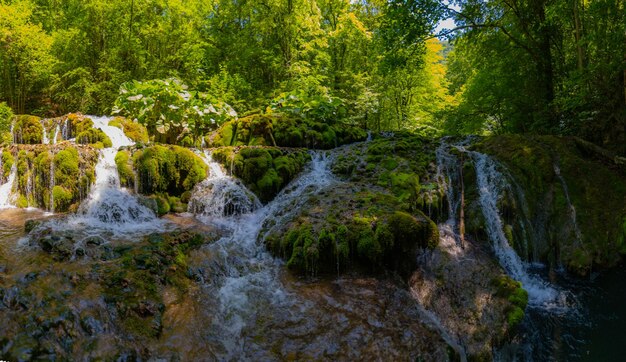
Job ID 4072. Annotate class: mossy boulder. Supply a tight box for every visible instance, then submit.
[6,144,98,211]
[76,128,112,148]
[212,147,310,203]
[264,185,439,277]
[12,115,43,144]
[133,145,207,197]
[493,276,529,327]
[1,149,14,180]
[115,150,135,189]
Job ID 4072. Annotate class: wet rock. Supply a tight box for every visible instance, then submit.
[24,219,42,233]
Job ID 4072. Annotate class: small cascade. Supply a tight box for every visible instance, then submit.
[0,164,17,208]
[49,150,55,213]
[553,163,583,245]
[59,116,161,235]
[41,120,49,145]
[188,151,261,219]
[194,152,336,357]
[61,118,70,140]
[436,138,473,246]
[437,140,564,308]
[366,130,373,142]
[90,116,134,149]
[52,125,60,145]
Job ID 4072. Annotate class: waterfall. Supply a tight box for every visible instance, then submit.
[52,125,60,145]
[49,150,55,213]
[194,152,336,357]
[59,116,162,235]
[188,151,261,219]
[437,140,564,308]
[41,120,49,145]
[0,164,17,208]
[553,164,583,245]
[61,118,69,140]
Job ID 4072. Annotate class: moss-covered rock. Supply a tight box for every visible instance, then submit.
[76,128,112,148]
[212,146,310,203]
[5,144,98,211]
[12,115,43,144]
[133,145,207,197]
[208,113,366,149]
[115,150,135,189]
[264,184,439,277]
[1,149,14,180]
[473,135,626,274]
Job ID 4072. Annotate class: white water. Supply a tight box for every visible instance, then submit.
[49,151,55,213]
[52,125,60,145]
[62,116,162,235]
[437,139,565,308]
[42,120,49,145]
[554,163,583,245]
[195,152,336,357]
[0,164,17,208]
[188,151,261,219]
[470,152,563,307]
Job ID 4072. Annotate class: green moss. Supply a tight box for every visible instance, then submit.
[76,128,112,147]
[13,115,43,144]
[52,186,73,211]
[115,150,135,189]
[16,195,28,208]
[215,147,310,203]
[153,195,171,215]
[54,147,80,186]
[1,150,14,178]
[493,276,528,327]
[133,145,207,196]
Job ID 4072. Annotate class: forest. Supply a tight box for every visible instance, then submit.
[1,0,623,150]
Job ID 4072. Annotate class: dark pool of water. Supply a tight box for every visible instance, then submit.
[498,265,626,361]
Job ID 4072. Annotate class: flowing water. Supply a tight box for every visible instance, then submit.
[36,116,164,236]
[0,164,17,209]
[2,128,626,359]
[188,151,261,220]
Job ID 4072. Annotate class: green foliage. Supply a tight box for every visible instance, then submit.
[269,90,346,124]
[113,78,237,144]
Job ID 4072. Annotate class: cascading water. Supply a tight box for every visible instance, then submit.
[61,118,69,140]
[554,163,583,246]
[437,139,564,308]
[0,164,17,208]
[62,116,161,235]
[188,151,261,219]
[52,124,60,145]
[49,150,55,213]
[192,152,337,357]
[41,120,49,145]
